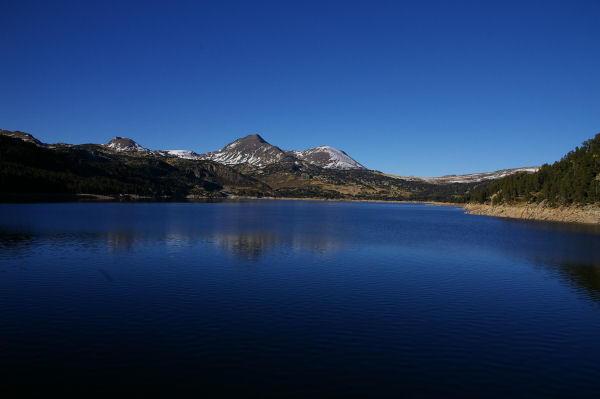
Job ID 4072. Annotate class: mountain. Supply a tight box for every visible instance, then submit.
[292,146,364,169]
[105,137,149,152]
[199,134,295,168]
[198,134,365,170]
[1,128,548,203]
[0,129,481,202]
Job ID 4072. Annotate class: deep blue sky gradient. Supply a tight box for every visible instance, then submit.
[1,0,599,175]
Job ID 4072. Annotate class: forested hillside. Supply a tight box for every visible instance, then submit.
[463,134,600,205]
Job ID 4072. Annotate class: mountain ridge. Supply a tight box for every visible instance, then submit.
[1,129,539,182]
[197,134,366,170]
[99,133,367,171]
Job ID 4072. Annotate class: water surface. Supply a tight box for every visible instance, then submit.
[1,201,600,397]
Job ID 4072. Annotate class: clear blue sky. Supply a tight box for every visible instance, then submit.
[1,0,599,176]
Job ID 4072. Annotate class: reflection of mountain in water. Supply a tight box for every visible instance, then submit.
[106,232,137,252]
[0,228,340,261]
[102,227,341,260]
[215,234,278,260]
[213,232,339,261]
[2,204,600,305]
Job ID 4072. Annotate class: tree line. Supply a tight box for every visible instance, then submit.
[462,133,600,205]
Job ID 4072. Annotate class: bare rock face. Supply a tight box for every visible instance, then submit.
[105,137,149,152]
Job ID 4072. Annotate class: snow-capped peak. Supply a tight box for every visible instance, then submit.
[293,145,365,169]
[198,134,291,168]
[105,137,148,152]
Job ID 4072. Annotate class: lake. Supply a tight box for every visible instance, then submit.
[1,201,600,397]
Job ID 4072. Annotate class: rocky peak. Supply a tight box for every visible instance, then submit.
[200,134,292,168]
[225,134,268,150]
[105,137,148,152]
[241,134,266,143]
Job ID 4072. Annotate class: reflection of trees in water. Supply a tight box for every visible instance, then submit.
[0,232,37,261]
[0,232,35,249]
[1,231,142,255]
[500,229,600,306]
[214,232,339,261]
[550,263,600,306]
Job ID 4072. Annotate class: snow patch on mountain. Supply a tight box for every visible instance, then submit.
[165,150,201,160]
[198,134,364,170]
[390,166,540,184]
[203,149,286,167]
[199,134,292,168]
[105,137,149,152]
[293,146,364,169]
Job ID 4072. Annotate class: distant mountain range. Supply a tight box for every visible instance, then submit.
[102,132,532,182]
[1,128,546,202]
[387,167,540,184]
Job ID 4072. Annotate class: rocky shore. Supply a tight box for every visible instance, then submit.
[463,202,600,225]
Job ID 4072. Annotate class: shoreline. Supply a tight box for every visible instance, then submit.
[0,192,464,206]
[225,195,463,206]
[463,202,600,225]
[3,192,598,225]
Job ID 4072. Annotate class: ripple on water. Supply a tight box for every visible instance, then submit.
[0,201,599,396]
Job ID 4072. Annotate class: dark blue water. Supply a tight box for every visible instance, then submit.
[1,201,600,397]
